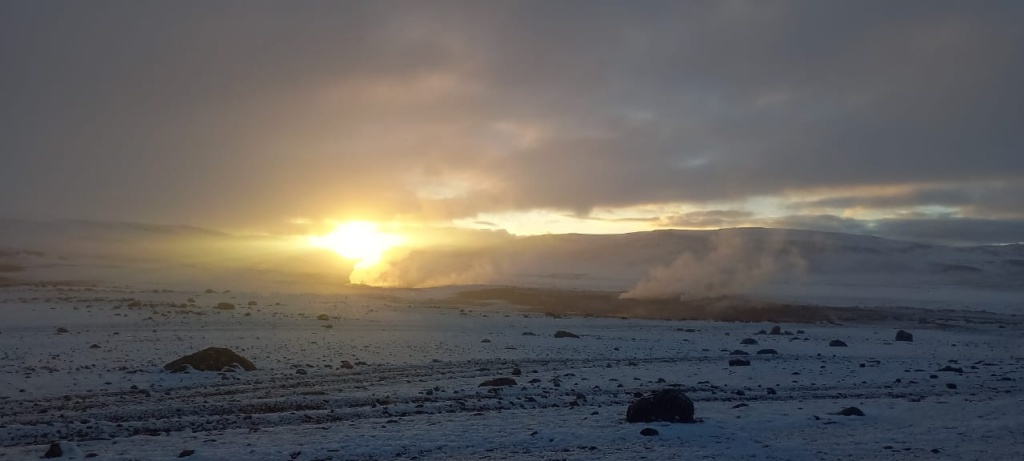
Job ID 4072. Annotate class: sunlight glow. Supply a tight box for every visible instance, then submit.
[309,221,403,269]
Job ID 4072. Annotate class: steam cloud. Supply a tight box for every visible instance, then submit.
[620,231,807,300]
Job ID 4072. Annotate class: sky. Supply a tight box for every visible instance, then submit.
[2,1,1023,245]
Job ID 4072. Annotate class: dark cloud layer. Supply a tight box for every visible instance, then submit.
[2,1,1022,243]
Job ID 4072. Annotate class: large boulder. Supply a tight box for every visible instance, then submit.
[479,377,517,387]
[164,347,256,372]
[626,389,696,423]
[895,330,914,342]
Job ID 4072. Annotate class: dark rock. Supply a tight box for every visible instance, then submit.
[316,314,329,321]
[164,347,257,372]
[295,368,307,375]
[729,358,751,366]
[769,325,782,335]
[511,367,522,376]
[522,332,536,336]
[215,302,235,310]
[946,383,958,389]
[626,389,696,423]
[766,388,777,395]
[247,301,257,306]
[89,344,100,349]
[829,340,848,347]
[730,350,749,355]
[895,330,913,342]
[339,360,354,369]
[554,330,580,338]
[178,449,196,458]
[756,349,778,355]
[43,443,62,458]
[56,327,69,334]
[481,338,491,343]
[740,338,758,345]
[640,427,659,436]
[937,365,963,373]
[479,378,517,387]
[830,406,865,416]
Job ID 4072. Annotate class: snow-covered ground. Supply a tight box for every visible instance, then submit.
[2,285,1022,460]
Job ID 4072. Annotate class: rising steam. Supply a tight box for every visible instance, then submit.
[620,230,807,300]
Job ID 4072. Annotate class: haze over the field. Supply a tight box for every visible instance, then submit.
[2,1,1023,245]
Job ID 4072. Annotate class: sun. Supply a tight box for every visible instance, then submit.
[310,221,403,269]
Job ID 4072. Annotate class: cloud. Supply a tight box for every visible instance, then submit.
[1,1,1022,230]
[656,210,755,228]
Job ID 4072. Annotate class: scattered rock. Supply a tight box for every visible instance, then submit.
[830,406,865,416]
[895,330,914,342]
[522,332,536,336]
[43,443,62,459]
[626,388,696,423]
[481,339,492,343]
[770,325,782,335]
[247,301,257,306]
[316,314,329,321]
[829,340,848,347]
[215,302,235,310]
[295,368,307,375]
[640,427,659,436]
[554,330,580,338]
[511,367,522,376]
[43,442,81,459]
[56,327,69,334]
[178,449,196,458]
[937,365,963,373]
[729,358,751,366]
[339,361,354,369]
[164,347,257,372]
[756,349,778,355]
[946,383,958,389]
[729,350,749,355]
[204,289,215,293]
[89,344,100,349]
[479,378,518,387]
[740,338,758,345]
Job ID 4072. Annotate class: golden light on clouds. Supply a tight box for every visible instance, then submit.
[309,221,404,269]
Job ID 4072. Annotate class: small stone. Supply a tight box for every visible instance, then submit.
[729,358,751,366]
[829,340,848,347]
[895,330,913,342]
[178,449,196,457]
[756,349,778,355]
[554,330,580,338]
[640,427,659,436]
[740,338,758,345]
